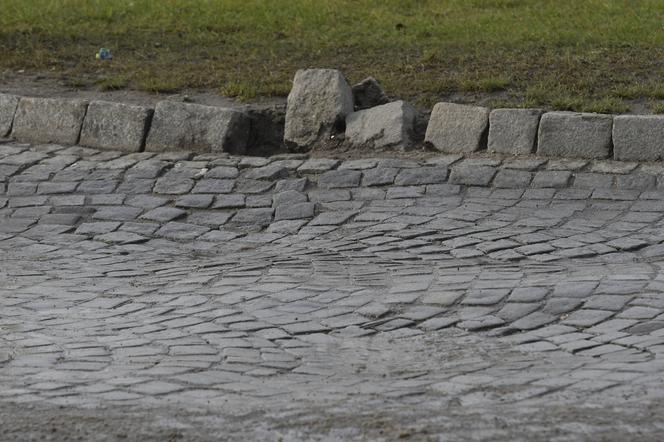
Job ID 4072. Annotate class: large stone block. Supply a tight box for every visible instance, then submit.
[284,69,354,150]
[345,100,416,149]
[80,101,153,152]
[488,108,542,155]
[613,115,664,161]
[0,94,19,137]
[424,102,490,153]
[537,112,612,159]
[145,101,250,154]
[11,97,88,145]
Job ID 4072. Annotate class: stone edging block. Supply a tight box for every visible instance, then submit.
[613,115,664,162]
[80,101,153,153]
[11,97,88,145]
[424,102,489,153]
[488,108,542,155]
[537,112,613,159]
[0,93,20,137]
[145,101,250,155]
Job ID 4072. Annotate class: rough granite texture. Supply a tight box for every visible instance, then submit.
[145,101,250,155]
[11,97,88,145]
[351,76,390,110]
[0,93,19,137]
[537,111,613,159]
[488,108,543,155]
[80,101,153,152]
[345,100,417,149]
[613,115,664,161]
[424,102,490,153]
[284,69,354,150]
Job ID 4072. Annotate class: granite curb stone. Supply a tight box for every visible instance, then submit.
[488,108,542,155]
[537,112,613,159]
[146,101,250,155]
[613,115,664,161]
[11,97,88,145]
[80,101,153,153]
[425,102,490,153]
[0,94,19,137]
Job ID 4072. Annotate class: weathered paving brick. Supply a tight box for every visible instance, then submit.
[449,165,497,186]
[425,102,490,153]
[231,208,274,225]
[531,171,572,188]
[0,94,19,137]
[318,170,362,189]
[492,169,533,188]
[394,167,448,185]
[361,168,399,186]
[80,101,152,152]
[613,115,664,161]
[11,97,88,145]
[275,202,315,220]
[537,112,613,159]
[572,173,613,189]
[146,101,250,154]
[488,108,542,155]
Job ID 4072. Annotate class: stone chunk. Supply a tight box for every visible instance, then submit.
[145,101,249,154]
[11,97,88,145]
[80,101,152,152]
[284,69,354,150]
[488,108,542,155]
[613,115,664,161]
[537,112,613,159]
[345,100,417,150]
[351,77,389,110]
[0,94,19,137]
[424,102,489,153]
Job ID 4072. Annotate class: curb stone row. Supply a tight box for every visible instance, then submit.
[284,69,664,162]
[3,69,664,163]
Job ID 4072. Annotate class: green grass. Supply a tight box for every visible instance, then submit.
[3,0,664,112]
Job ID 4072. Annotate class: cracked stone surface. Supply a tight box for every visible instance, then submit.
[3,141,664,440]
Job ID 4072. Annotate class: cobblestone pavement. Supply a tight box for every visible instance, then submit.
[2,141,664,440]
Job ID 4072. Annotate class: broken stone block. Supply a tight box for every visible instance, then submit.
[352,77,389,110]
[345,100,417,150]
[284,69,354,151]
